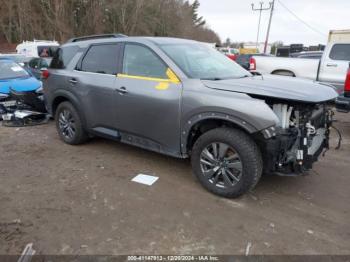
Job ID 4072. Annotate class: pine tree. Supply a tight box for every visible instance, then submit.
[191,0,205,27]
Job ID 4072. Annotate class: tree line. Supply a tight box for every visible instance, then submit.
[0,0,221,44]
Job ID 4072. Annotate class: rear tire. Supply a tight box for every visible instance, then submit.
[55,101,88,145]
[191,128,262,198]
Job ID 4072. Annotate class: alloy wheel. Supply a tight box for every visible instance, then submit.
[58,109,76,140]
[200,142,243,188]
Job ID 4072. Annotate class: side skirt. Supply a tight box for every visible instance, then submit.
[90,127,187,159]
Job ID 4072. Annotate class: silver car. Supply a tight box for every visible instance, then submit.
[43,35,338,198]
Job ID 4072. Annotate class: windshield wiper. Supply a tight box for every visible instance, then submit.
[200,77,223,81]
[238,75,251,79]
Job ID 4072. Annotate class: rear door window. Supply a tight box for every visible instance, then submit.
[329,44,350,61]
[81,44,120,75]
[122,44,168,79]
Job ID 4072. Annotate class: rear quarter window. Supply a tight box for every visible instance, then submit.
[329,44,350,61]
[38,46,59,58]
[50,46,79,69]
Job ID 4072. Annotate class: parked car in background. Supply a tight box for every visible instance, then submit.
[0,59,43,109]
[25,57,52,79]
[16,40,59,58]
[43,35,338,198]
[219,47,239,60]
[0,54,32,66]
[253,39,350,93]
[290,51,323,59]
[235,53,270,71]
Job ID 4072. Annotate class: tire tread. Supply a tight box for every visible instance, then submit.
[191,127,263,198]
[55,101,88,145]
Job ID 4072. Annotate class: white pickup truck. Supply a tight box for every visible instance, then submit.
[253,30,350,94]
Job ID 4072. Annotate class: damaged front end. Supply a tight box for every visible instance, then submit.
[0,88,48,126]
[258,101,335,176]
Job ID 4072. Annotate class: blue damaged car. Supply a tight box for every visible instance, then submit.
[0,59,45,112]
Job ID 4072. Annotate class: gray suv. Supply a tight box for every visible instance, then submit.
[43,35,338,198]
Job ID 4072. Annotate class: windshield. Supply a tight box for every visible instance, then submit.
[0,55,31,64]
[0,60,30,80]
[160,43,251,80]
[41,58,52,68]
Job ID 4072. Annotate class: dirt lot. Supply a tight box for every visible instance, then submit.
[0,113,349,256]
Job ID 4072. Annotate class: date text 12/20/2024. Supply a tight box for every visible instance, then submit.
[127,256,219,261]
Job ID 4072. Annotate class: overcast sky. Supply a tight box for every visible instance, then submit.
[196,0,350,45]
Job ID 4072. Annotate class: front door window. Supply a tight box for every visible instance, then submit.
[122,44,168,79]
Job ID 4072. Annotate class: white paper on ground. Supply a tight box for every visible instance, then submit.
[132,174,159,186]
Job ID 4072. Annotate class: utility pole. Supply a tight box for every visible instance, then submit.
[251,2,272,50]
[264,0,275,54]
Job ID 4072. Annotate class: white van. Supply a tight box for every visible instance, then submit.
[16,40,59,58]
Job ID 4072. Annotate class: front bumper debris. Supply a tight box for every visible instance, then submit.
[2,110,49,127]
[0,89,48,127]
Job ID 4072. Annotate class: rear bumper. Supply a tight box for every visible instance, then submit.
[336,94,350,113]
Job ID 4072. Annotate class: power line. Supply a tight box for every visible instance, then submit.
[277,0,327,37]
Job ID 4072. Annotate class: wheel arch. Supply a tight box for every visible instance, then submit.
[51,90,87,128]
[181,113,258,155]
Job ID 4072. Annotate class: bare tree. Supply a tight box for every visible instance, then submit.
[0,0,221,45]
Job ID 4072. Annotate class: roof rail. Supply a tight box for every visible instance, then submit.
[67,34,127,43]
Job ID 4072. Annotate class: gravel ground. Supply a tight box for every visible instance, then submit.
[0,113,349,255]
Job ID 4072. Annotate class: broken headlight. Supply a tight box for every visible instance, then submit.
[35,84,43,94]
[0,93,9,101]
[261,125,277,139]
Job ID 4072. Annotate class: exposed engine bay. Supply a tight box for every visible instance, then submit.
[258,100,335,176]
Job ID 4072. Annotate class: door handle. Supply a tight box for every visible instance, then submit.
[116,86,128,95]
[69,78,78,84]
[326,63,338,67]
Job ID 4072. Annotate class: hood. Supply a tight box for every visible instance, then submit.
[0,76,41,94]
[202,74,338,103]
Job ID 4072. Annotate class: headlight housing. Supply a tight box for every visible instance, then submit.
[261,125,277,139]
[35,84,43,94]
[0,93,9,101]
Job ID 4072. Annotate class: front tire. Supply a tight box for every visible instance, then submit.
[55,101,88,145]
[191,128,262,198]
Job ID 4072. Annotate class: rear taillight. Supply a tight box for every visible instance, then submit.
[249,57,256,71]
[344,67,350,97]
[41,69,50,80]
